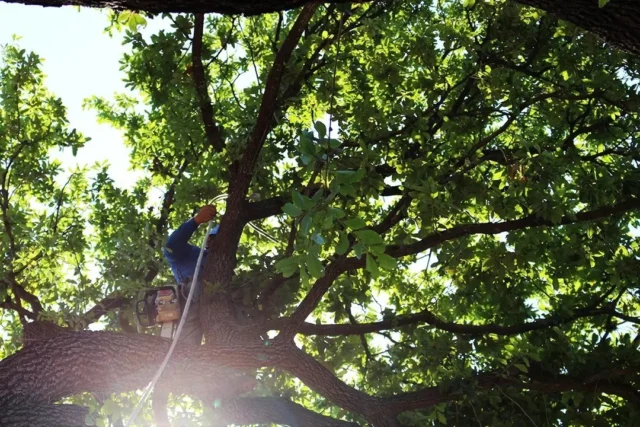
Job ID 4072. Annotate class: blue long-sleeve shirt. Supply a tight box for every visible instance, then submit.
[162,218,209,287]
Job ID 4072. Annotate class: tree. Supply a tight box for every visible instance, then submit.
[1,1,640,426]
[2,0,640,56]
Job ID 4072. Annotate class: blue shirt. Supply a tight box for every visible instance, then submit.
[162,218,210,293]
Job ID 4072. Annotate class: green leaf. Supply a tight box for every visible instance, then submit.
[283,203,302,217]
[301,215,312,234]
[514,363,528,373]
[292,191,305,208]
[354,230,384,246]
[366,255,380,278]
[329,207,345,218]
[529,352,542,362]
[598,0,611,7]
[312,233,325,245]
[344,217,366,230]
[275,257,298,278]
[299,133,315,157]
[353,243,365,259]
[306,253,324,278]
[314,121,327,138]
[335,232,349,255]
[376,253,397,270]
[462,0,475,7]
[126,12,147,31]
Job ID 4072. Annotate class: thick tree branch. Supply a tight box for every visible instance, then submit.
[287,306,612,336]
[286,199,640,334]
[280,344,399,426]
[3,329,638,426]
[241,3,319,176]
[1,0,367,15]
[382,198,640,261]
[244,195,288,223]
[9,276,43,317]
[386,368,640,414]
[513,0,640,56]
[1,403,88,426]
[192,13,224,152]
[4,0,640,56]
[0,296,35,322]
[0,331,281,409]
[209,397,358,426]
[72,294,129,329]
[206,3,319,287]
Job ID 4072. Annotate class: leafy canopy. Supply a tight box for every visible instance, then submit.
[1,0,640,425]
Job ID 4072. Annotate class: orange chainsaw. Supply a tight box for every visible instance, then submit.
[135,285,183,338]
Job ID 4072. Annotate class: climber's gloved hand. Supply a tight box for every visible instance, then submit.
[194,205,217,225]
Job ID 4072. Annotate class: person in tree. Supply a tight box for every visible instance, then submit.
[162,205,218,345]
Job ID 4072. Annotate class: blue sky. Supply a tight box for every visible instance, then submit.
[0,3,159,188]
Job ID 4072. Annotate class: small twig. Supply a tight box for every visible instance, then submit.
[238,19,262,91]
[272,11,284,53]
[497,387,538,427]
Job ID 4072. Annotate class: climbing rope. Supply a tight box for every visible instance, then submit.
[125,220,213,426]
[125,192,279,424]
[210,193,278,243]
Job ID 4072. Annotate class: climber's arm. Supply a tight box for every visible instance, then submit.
[163,205,216,261]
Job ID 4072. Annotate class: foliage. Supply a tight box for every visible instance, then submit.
[1,0,640,425]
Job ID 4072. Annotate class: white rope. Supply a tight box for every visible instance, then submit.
[125,192,276,424]
[210,193,278,244]
[125,220,213,426]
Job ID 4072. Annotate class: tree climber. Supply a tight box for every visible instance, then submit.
[161,204,218,345]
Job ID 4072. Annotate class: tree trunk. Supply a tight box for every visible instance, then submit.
[2,0,640,55]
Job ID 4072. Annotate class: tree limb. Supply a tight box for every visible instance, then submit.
[0,296,35,322]
[386,368,640,414]
[0,0,368,15]
[73,293,129,329]
[206,3,319,287]
[380,198,640,262]
[208,397,358,426]
[1,403,88,426]
[192,13,224,152]
[286,306,611,336]
[286,198,640,334]
[244,195,288,223]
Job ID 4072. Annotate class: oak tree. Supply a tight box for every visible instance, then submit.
[1,1,640,426]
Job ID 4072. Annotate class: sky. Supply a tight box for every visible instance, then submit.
[0,3,163,188]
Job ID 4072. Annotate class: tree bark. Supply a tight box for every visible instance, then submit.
[514,0,640,56]
[0,404,88,427]
[2,0,640,55]
[1,0,362,15]
[209,397,359,426]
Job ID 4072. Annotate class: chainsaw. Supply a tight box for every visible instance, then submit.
[135,285,184,339]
